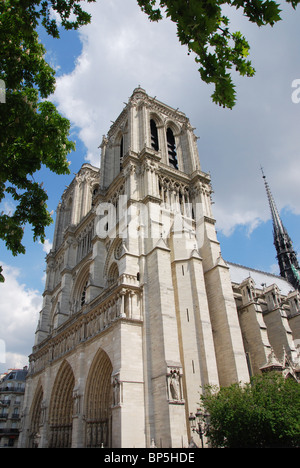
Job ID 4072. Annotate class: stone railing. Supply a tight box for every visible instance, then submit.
[28,282,142,376]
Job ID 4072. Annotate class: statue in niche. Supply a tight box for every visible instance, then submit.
[169,369,181,401]
[40,400,47,425]
[72,390,81,416]
[112,375,121,406]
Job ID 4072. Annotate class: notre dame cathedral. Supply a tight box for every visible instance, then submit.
[18,88,300,448]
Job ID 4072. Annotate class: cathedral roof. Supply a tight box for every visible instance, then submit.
[227,261,294,296]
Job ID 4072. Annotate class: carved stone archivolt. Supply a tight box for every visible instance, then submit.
[48,361,75,448]
[84,348,113,448]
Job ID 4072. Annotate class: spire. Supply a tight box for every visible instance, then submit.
[261,167,284,236]
[261,167,300,291]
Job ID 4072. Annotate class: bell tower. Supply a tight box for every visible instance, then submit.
[22,88,249,449]
[99,85,249,409]
[100,86,201,190]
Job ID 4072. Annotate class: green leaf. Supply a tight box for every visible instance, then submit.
[137,0,297,108]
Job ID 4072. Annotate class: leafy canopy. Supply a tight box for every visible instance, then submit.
[200,371,300,448]
[1,0,300,282]
[0,0,95,281]
[137,0,300,108]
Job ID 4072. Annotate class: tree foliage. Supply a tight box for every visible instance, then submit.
[1,0,300,282]
[0,0,95,281]
[137,0,300,108]
[200,371,300,448]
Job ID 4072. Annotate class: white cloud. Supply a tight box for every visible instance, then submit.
[0,262,42,373]
[214,208,262,238]
[39,238,52,254]
[52,0,197,167]
[269,263,280,276]
[1,199,15,215]
[50,0,300,237]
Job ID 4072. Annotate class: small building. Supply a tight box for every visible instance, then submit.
[0,367,28,448]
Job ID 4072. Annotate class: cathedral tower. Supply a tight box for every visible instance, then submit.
[19,88,249,448]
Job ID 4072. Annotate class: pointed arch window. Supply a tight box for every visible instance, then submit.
[120,136,124,170]
[108,262,119,286]
[150,119,159,151]
[167,128,178,169]
[92,184,99,206]
[81,281,88,307]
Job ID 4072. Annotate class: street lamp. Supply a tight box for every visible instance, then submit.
[189,408,209,448]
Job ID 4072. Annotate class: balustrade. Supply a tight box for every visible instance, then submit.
[29,285,142,376]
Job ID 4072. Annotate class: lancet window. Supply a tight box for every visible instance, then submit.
[81,281,88,307]
[167,127,178,170]
[120,136,124,170]
[53,257,64,287]
[91,184,100,207]
[150,119,159,151]
[158,177,194,219]
[107,183,125,226]
[107,262,119,286]
[77,222,94,262]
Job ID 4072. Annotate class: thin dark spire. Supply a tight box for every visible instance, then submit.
[261,166,284,236]
[261,167,300,291]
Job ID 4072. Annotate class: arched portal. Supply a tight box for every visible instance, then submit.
[48,360,75,448]
[28,385,43,448]
[84,349,113,448]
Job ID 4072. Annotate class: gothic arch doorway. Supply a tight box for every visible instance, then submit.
[84,348,113,448]
[48,360,75,448]
[28,384,43,448]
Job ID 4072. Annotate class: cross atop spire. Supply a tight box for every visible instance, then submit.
[261,167,300,291]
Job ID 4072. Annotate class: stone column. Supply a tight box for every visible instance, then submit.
[144,237,188,448]
[71,351,86,448]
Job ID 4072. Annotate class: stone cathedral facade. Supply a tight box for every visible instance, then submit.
[19,88,300,448]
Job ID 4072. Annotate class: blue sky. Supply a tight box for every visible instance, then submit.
[1,0,300,374]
